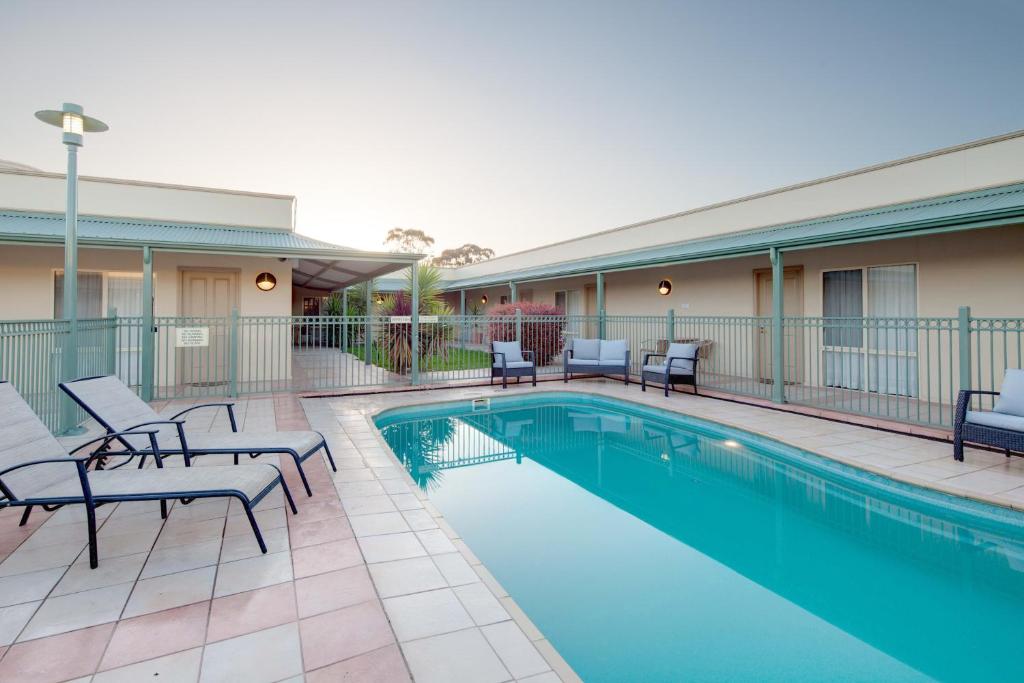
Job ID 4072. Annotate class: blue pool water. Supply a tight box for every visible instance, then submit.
[375,393,1024,682]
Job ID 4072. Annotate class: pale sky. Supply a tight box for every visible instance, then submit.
[2,0,1022,256]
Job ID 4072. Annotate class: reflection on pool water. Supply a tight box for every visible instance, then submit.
[375,393,1024,682]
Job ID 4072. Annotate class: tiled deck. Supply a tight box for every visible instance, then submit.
[1,381,1023,683]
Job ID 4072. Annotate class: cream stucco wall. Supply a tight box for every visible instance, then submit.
[0,170,295,230]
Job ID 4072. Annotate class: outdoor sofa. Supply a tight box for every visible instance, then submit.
[953,368,1024,461]
[0,381,295,568]
[491,340,537,389]
[60,375,336,496]
[563,338,630,385]
[641,342,700,397]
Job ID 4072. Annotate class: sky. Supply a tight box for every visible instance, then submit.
[2,0,1023,257]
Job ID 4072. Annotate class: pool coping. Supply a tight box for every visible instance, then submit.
[329,379,1024,682]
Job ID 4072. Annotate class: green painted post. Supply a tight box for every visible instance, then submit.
[364,278,373,366]
[106,306,118,376]
[141,246,155,402]
[958,305,972,392]
[341,288,349,352]
[459,289,466,350]
[229,307,239,397]
[770,247,786,403]
[58,141,81,434]
[596,272,606,338]
[515,307,523,344]
[667,308,675,344]
[411,265,420,385]
[510,282,518,303]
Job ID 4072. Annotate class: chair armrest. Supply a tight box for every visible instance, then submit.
[68,429,160,456]
[644,353,666,366]
[117,420,191,463]
[169,403,238,432]
[493,351,505,368]
[0,456,89,478]
[954,389,1001,428]
[522,350,535,362]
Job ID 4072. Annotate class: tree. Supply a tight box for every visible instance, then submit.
[384,228,435,254]
[433,243,495,267]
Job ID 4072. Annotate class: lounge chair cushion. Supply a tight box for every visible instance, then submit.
[492,341,524,363]
[966,410,1024,433]
[567,358,595,367]
[0,382,74,500]
[493,361,534,369]
[177,431,325,455]
[994,369,1024,417]
[33,463,281,502]
[571,339,601,361]
[599,339,628,362]
[666,342,700,361]
[643,362,694,375]
[598,359,628,367]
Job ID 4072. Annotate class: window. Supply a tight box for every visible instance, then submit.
[302,297,321,316]
[822,264,918,396]
[499,295,509,305]
[54,271,133,319]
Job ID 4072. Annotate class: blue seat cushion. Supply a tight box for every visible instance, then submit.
[966,410,1024,432]
[571,339,601,361]
[598,359,628,367]
[666,342,700,361]
[567,358,595,367]
[492,341,524,363]
[599,339,628,363]
[643,361,694,375]
[493,360,534,369]
[994,369,1024,417]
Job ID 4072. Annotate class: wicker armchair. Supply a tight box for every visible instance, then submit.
[953,369,1024,461]
[490,340,536,389]
[641,342,700,397]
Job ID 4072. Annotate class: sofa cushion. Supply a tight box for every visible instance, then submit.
[666,342,699,361]
[492,341,523,363]
[644,361,694,375]
[598,359,628,367]
[599,339,628,362]
[571,338,601,361]
[994,369,1024,417]
[567,358,595,367]
[493,360,534,369]
[966,410,1024,432]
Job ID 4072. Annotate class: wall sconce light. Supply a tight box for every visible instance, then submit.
[376,295,385,305]
[255,272,277,291]
[481,295,488,304]
[657,279,672,296]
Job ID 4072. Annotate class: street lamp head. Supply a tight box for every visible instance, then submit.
[35,103,108,146]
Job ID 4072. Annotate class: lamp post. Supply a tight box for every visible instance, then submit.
[35,103,108,433]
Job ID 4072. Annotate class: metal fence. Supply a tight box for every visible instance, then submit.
[2,308,1022,432]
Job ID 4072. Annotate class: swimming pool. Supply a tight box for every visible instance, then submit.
[375,393,1024,682]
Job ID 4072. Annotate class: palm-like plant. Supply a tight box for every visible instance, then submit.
[376,264,455,371]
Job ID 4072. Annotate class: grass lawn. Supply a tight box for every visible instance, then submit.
[350,345,492,372]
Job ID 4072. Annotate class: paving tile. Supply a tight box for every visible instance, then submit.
[19,582,133,641]
[336,481,386,498]
[368,556,447,599]
[357,532,426,564]
[0,567,65,607]
[287,516,354,549]
[0,621,115,683]
[400,509,438,532]
[433,552,478,587]
[349,512,411,537]
[294,565,377,619]
[379,479,411,495]
[292,538,363,578]
[416,529,457,555]
[333,468,376,483]
[92,646,203,683]
[219,525,290,563]
[207,581,297,643]
[50,553,147,599]
[390,493,424,511]
[482,620,551,679]
[382,588,474,642]
[293,499,346,524]
[0,601,40,646]
[123,566,216,618]
[342,494,397,516]
[401,627,510,683]
[224,506,287,537]
[140,539,222,579]
[200,622,303,683]
[518,672,562,683]
[100,602,209,671]
[305,643,411,682]
[0,541,84,578]
[298,600,396,672]
[213,551,293,598]
[453,582,510,626]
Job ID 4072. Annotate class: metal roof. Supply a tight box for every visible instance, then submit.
[444,182,1024,290]
[0,211,421,290]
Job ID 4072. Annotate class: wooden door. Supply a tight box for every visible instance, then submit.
[180,270,238,386]
[754,267,803,383]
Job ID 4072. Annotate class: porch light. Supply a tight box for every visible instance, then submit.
[723,440,740,448]
[657,279,672,296]
[481,295,488,304]
[255,272,277,291]
[35,103,108,147]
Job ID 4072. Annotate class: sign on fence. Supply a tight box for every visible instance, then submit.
[388,316,439,323]
[175,327,210,347]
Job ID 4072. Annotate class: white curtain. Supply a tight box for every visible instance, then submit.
[107,274,143,316]
[823,269,863,389]
[54,272,103,319]
[867,265,918,396]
